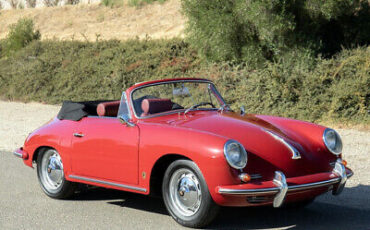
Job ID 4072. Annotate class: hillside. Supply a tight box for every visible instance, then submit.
[0,0,184,41]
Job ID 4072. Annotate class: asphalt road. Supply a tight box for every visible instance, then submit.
[1,150,369,230]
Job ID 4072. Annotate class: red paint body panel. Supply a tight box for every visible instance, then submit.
[71,117,139,184]
[18,78,352,207]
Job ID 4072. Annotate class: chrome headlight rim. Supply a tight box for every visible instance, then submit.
[223,140,248,170]
[323,128,342,155]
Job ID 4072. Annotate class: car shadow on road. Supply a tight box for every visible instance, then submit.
[72,186,169,215]
[71,184,370,230]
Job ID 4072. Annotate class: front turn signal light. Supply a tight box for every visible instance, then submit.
[342,159,347,167]
[239,173,251,182]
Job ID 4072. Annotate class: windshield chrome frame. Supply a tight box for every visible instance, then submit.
[129,79,227,119]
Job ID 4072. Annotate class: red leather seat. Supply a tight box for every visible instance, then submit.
[97,100,120,117]
[141,98,173,117]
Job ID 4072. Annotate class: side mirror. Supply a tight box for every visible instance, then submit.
[240,106,245,116]
[118,114,135,127]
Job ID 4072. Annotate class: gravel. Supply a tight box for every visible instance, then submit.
[0,101,369,229]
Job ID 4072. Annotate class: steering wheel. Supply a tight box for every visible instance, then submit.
[184,102,215,115]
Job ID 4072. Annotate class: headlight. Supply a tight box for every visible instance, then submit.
[323,128,342,155]
[224,140,247,169]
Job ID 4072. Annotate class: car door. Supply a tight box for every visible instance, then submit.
[70,116,139,185]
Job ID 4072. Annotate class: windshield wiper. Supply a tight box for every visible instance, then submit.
[184,102,215,115]
[218,104,231,113]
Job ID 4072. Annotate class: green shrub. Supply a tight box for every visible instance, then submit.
[0,39,196,103]
[2,18,40,57]
[194,47,370,125]
[181,0,370,64]
[0,38,368,125]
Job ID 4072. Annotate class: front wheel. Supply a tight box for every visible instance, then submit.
[162,159,219,228]
[37,148,76,199]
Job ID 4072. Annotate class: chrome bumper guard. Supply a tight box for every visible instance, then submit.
[13,151,23,158]
[218,160,352,208]
[13,148,29,159]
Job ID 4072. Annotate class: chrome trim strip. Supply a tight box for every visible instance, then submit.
[13,151,23,158]
[288,177,340,191]
[69,175,147,192]
[218,187,279,195]
[264,129,301,160]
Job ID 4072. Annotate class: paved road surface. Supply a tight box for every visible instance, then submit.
[1,150,369,230]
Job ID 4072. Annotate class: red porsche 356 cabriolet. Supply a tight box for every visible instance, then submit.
[14,78,352,228]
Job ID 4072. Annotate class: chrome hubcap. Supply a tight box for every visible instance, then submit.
[41,150,64,191]
[169,169,202,216]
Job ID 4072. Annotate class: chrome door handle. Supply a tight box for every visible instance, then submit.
[73,133,84,137]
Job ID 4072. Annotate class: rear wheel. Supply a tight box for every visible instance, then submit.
[162,159,219,228]
[37,148,76,199]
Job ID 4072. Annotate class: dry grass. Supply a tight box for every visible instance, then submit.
[0,0,185,41]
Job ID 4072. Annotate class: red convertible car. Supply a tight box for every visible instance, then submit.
[14,78,352,228]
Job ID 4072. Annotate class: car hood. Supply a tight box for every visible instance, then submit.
[151,111,335,178]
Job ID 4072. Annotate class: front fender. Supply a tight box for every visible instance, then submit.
[138,123,238,202]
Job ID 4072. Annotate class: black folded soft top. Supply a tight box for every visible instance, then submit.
[57,100,115,121]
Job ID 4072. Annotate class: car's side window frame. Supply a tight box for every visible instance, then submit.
[117,92,132,119]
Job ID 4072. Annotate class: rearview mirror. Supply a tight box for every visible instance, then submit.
[118,115,135,127]
[240,106,245,116]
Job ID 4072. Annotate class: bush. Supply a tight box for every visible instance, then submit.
[194,47,370,125]
[2,18,40,57]
[0,38,368,125]
[181,0,370,64]
[0,38,196,103]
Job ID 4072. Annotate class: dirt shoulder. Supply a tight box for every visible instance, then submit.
[0,0,184,41]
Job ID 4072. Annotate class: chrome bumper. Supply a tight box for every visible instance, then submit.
[218,160,352,208]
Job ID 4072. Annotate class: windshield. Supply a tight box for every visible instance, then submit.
[131,80,225,118]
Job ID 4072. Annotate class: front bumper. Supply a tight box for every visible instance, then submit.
[216,160,353,207]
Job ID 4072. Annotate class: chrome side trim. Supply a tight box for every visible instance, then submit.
[69,175,147,192]
[13,151,23,158]
[264,130,301,160]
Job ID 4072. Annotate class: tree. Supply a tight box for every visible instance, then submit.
[181,0,370,64]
